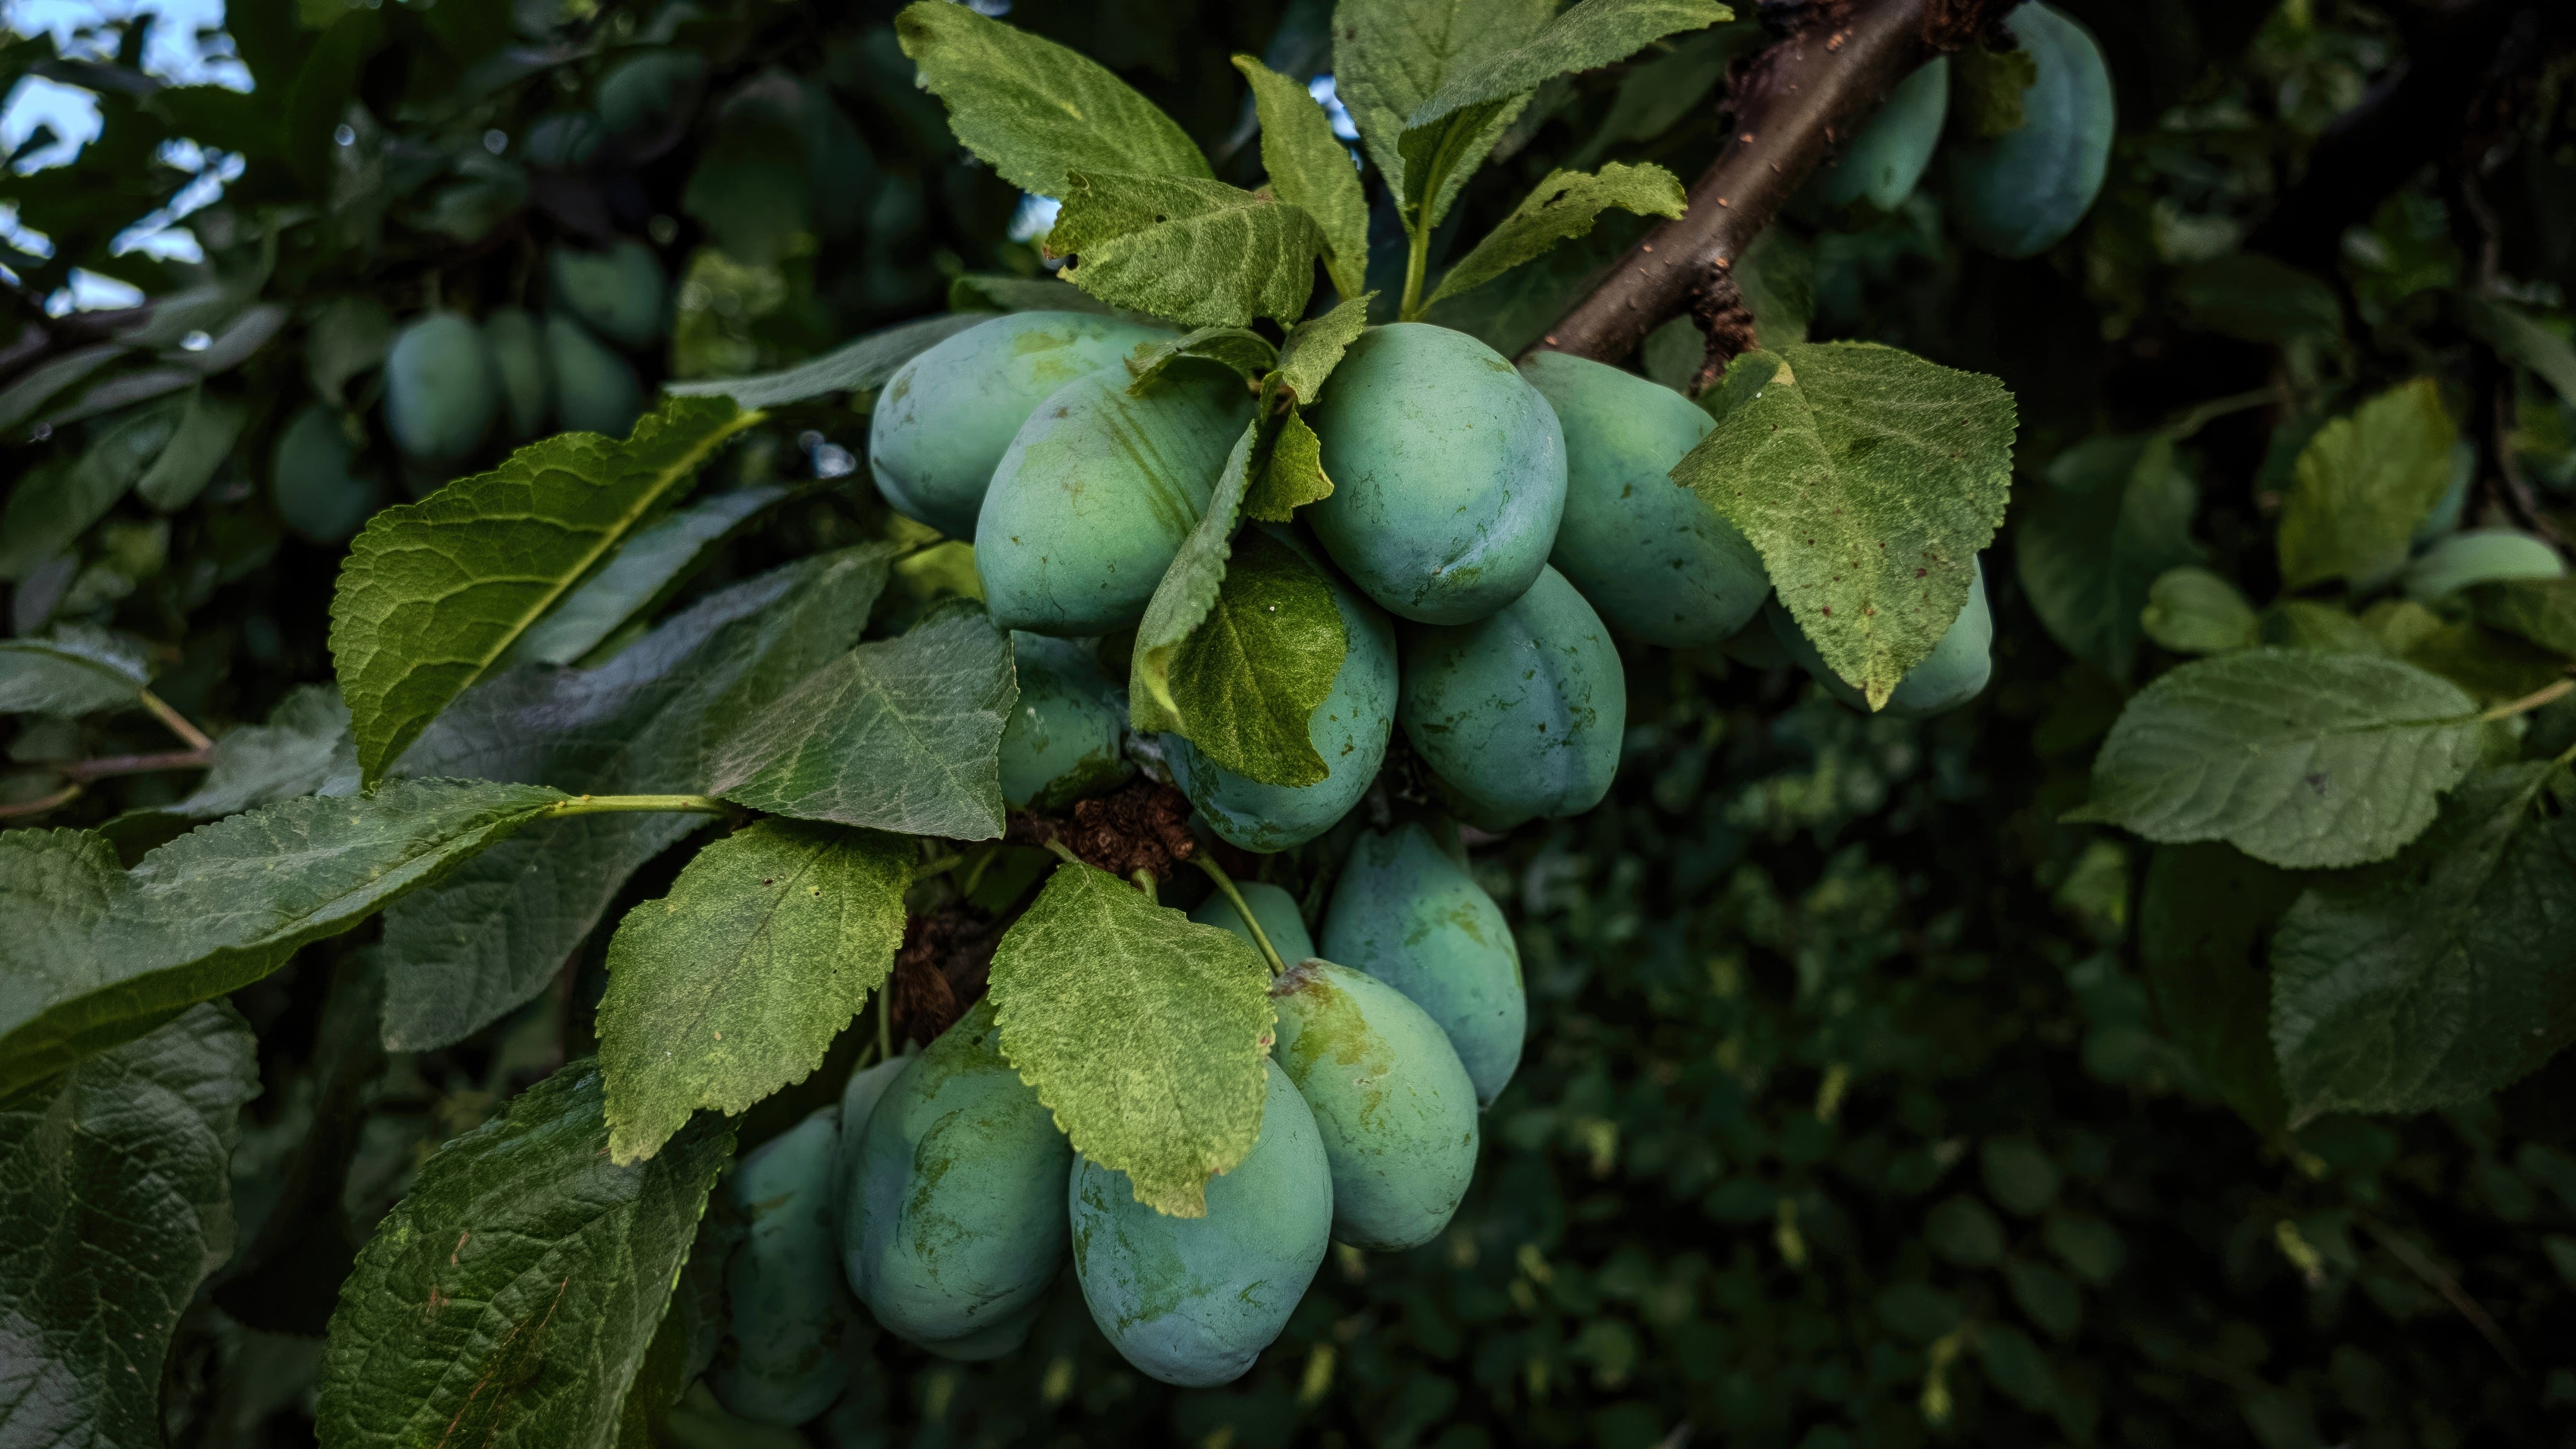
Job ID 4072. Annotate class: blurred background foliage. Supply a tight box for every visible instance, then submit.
[4,0,2575,1445]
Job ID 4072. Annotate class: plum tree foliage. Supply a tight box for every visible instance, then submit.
[6,0,2576,1443]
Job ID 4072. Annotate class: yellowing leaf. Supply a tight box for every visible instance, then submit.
[2276,378,2457,592]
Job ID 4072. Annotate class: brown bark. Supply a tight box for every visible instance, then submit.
[1532,0,2016,369]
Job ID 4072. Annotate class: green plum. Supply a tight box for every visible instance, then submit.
[870,310,1169,539]
[976,365,1256,635]
[1000,633,1132,810]
[383,312,497,464]
[1518,353,1767,647]
[1270,960,1478,1251]
[829,1054,911,1249]
[271,405,380,544]
[1948,4,2114,258]
[545,314,645,437]
[548,239,667,349]
[1068,1059,1331,1387]
[1812,59,1949,210]
[1319,823,1525,1108]
[1400,566,1627,821]
[1163,530,1397,851]
[713,1107,851,1426]
[1189,881,1316,965]
[482,307,551,440]
[843,1001,1070,1355]
[2403,529,2565,601]
[1766,557,1993,718]
[1306,323,1567,625]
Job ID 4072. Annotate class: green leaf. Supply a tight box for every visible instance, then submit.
[1332,0,1553,211]
[1422,209,1653,356]
[600,821,910,1164]
[317,1061,733,1449]
[2065,649,2482,870]
[0,403,177,582]
[1270,293,1375,407]
[508,486,790,668]
[1410,0,1732,125]
[2003,1259,2082,1340]
[1394,0,1725,234]
[1973,1321,2065,1419]
[1124,327,1280,393]
[2138,843,2298,1133]
[0,623,153,715]
[2013,434,2203,680]
[1233,55,1370,301]
[134,388,248,511]
[2277,378,2457,592]
[2458,294,2576,407]
[2271,762,2576,1120]
[0,779,579,1100]
[1243,411,1334,522]
[711,601,1017,839]
[330,395,764,787]
[1051,172,1323,328]
[893,0,1212,198]
[1674,344,2017,708]
[1427,162,1686,305]
[987,862,1276,1216]
[2172,255,2344,346]
[662,313,993,410]
[946,274,1120,316]
[0,1004,259,1449]
[1157,527,1347,787]
[2469,575,2576,656]
[170,683,357,818]
[2140,566,2261,656]
[379,550,890,1051]
[1131,418,1260,731]
[1951,43,2038,139]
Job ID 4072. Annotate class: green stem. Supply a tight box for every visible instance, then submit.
[1193,855,1287,976]
[138,688,213,752]
[878,985,893,1062]
[542,793,731,819]
[2478,676,2574,724]
[1130,868,1159,906]
[1399,215,1433,322]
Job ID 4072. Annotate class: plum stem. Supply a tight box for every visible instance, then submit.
[1194,855,1287,976]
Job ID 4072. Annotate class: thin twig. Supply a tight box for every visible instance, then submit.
[2479,676,2575,723]
[2356,1212,2525,1377]
[56,746,214,782]
[0,782,84,819]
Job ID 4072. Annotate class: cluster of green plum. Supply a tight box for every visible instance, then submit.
[702,835,1519,1412]
[1813,3,2113,258]
[269,241,660,542]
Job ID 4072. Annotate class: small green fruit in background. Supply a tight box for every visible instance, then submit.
[1811,58,1950,211]
[382,312,498,464]
[1164,530,1399,853]
[271,405,380,543]
[481,307,552,440]
[998,632,1133,811]
[1068,1059,1331,1387]
[1189,880,1315,965]
[870,310,1168,539]
[1948,4,2114,258]
[976,365,1257,636]
[1768,557,1995,718]
[1519,353,1769,647]
[843,1002,1071,1360]
[2404,528,2567,601]
[1400,565,1627,821]
[548,239,668,349]
[1271,959,1478,1252]
[1307,323,1567,625]
[712,1107,851,1426]
[1321,823,1526,1108]
[544,314,646,438]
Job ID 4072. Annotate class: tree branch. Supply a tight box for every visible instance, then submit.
[1533,0,2011,367]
